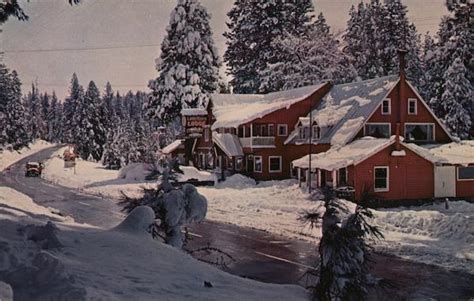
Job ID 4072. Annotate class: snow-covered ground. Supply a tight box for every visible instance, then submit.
[40,150,474,273]
[0,187,307,300]
[0,140,53,172]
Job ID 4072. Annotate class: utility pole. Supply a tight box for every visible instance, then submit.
[308,108,312,194]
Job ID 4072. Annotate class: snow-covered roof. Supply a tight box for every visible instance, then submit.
[212,132,244,157]
[403,140,474,166]
[181,108,208,116]
[161,140,183,155]
[286,75,399,146]
[292,136,396,171]
[211,83,327,130]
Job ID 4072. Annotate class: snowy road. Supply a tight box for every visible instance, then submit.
[1,146,473,300]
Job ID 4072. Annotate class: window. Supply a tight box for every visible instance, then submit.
[405,123,434,142]
[381,98,391,115]
[312,126,321,140]
[238,126,244,138]
[408,98,417,115]
[236,157,243,171]
[458,167,474,181]
[269,156,282,173]
[374,166,389,192]
[261,125,267,136]
[204,128,209,142]
[365,123,391,138]
[277,124,288,136]
[254,156,262,173]
[299,126,309,139]
[268,124,275,136]
[338,167,347,185]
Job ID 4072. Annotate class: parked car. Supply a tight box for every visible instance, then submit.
[25,162,44,177]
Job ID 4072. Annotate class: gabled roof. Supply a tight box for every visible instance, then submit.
[212,132,244,157]
[286,75,399,146]
[211,83,328,130]
[292,136,397,171]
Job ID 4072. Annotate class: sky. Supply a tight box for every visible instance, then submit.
[1,0,447,99]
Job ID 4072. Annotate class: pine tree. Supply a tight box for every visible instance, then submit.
[39,92,50,140]
[25,83,43,141]
[47,92,63,142]
[101,82,115,131]
[63,73,82,144]
[260,12,357,92]
[75,81,106,161]
[0,67,29,149]
[147,0,220,125]
[440,58,472,139]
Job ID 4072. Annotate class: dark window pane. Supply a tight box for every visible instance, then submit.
[375,178,387,189]
[375,168,387,178]
[365,124,390,138]
[270,157,281,171]
[459,167,474,180]
[405,124,434,141]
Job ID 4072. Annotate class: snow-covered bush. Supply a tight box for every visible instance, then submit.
[120,168,208,248]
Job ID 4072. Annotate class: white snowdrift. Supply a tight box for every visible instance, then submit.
[373,201,474,273]
[0,140,53,172]
[178,166,217,183]
[117,163,151,181]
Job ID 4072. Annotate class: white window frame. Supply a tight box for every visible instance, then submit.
[408,98,417,115]
[268,156,282,173]
[277,124,288,136]
[254,156,263,173]
[364,122,391,138]
[381,98,391,115]
[374,166,389,192]
[404,123,435,142]
[268,124,275,136]
[312,125,321,140]
[235,157,243,171]
[457,166,474,181]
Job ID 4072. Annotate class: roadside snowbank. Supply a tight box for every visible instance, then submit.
[42,147,120,189]
[200,177,321,241]
[372,201,474,273]
[0,140,53,172]
[0,192,308,300]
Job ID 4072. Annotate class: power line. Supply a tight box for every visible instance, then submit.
[3,43,161,54]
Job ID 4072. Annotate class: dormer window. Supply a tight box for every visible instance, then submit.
[381,99,391,115]
[299,126,309,140]
[408,98,417,115]
[312,125,321,140]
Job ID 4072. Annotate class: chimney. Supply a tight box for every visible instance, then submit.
[396,49,407,151]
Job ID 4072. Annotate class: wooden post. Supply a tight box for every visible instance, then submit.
[317,169,321,188]
[332,169,337,188]
[298,168,301,187]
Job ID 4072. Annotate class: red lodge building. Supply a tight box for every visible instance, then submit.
[163,52,474,201]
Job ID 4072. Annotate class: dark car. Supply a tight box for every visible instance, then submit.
[25,162,44,177]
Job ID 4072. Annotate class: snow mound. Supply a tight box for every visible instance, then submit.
[0,281,13,301]
[114,206,155,234]
[373,201,474,272]
[117,163,150,181]
[22,222,63,250]
[178,166,217,183]
[217,174,256,188]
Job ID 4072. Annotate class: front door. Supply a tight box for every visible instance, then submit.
[434,166,456,198]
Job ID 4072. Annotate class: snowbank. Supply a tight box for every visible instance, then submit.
[0,188,307,300]
[178,166,217,183]
[117,163,151,181]
[199,178,321,241]
[42,147,119,189]
[372,201,474,273]
[0,140,53,172]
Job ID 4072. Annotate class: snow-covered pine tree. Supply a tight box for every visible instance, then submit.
[39,92,50,140]
[74,81,106,161]
[0,67,29,149]
[147,0,220,126]
[62,73,82,144]
[225,0,315,94]
[25,83,44,141]
[101,82,115,131]
[47,92,63,142]
[260,12,357,92]
[440,57,472,139]
[343,3,370,79]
